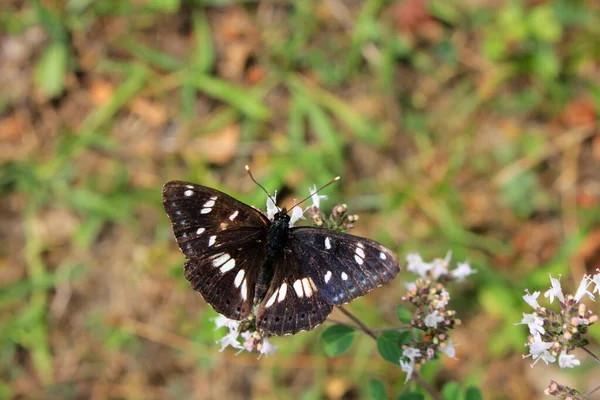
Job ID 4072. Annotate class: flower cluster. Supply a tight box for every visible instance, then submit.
[213,314,278,358]
[399,253,474,382]
[306,186,358,232]
[544,380,584,400]
[518,273,599,370]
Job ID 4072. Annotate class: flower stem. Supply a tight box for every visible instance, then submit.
[337,306,377,340]
[413,372,443,400]
[372,325,411,333]
[585,385,600,398]
[582,346,600,364]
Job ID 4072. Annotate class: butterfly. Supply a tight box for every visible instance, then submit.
[162,172,400,336]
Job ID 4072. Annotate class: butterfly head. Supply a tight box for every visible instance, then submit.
[273,208,291,225]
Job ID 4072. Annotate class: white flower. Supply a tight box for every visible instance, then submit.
[434,289,450,309]
[406,253,432,278]
[517,313,545,336]
[424,310,444,328]
[524,334,555,367]
[289,202,305,227]
[258,337,278,358]
[430,258,448,280]
[544,274,565,304]
[590,273,600,295]
[574,275,594,303]
[309,185,328,209]
[212,314,240,331]
[523,290,541,309]
[405,282,417,292]
[403,347,421,360]
[440,339,458,360]
[400,359,415,383]
[558,351,580,369]
[266,191,278,220]
[451,262,477,281]
[217,330,244,352]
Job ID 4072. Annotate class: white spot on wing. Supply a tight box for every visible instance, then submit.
[241,280,247,300]
[229,210,239,221]
[341,272,349,281]
[380,252,387,260]
[356,247,365,259]
[293,280,304,297]
[184,190,194,196]
[325,237,331,249]
[234,269,245,288]
[201,208,212,214]
[203,200,215,208]
[357,242,365,249]
[302,278,313,297]
[278,283,287,302]
[185,185,194,189]
[212,253,230,268]
[209,235,216,247]
[210,196,217,200]
[309,277,318,292]
[354,255,364,265]
[196,228,205,235]
[265,289,279,308]
[220,258,236,273]
[324,270,332,283]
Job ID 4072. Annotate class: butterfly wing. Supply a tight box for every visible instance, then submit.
[289,228,400,305]
[162,181,270,320]
[255,247,334,336]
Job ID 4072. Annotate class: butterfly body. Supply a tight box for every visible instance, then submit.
[162,181,400,336]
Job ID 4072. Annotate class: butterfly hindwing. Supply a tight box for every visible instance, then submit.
[290,228,400,305]
[255,248,334,336]
[162,181,270,320]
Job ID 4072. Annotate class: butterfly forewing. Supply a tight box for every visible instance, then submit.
[290,228,400,305]
[162,181,269,320]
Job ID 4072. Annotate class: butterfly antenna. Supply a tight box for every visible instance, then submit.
[288,176,341,215]
[245,165,279,210]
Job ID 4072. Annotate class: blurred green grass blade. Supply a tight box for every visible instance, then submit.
[119,38,181,71]
[64,188,135,222]
[188,73,270,120]
[288,91,306,147]
[34,41,68,98]
[23,209,53,385]
[288,75,382,145]
[146,0,180,13]
[32,0,67,41]
[191,10,215,73]
[82,64,150,132]
[369,378,387,400]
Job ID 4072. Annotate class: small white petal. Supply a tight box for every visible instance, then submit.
[558,351,580,369]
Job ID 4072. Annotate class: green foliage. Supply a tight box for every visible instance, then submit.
[464,387,484,400]
[369,378,387,400]
[396,307,413,324]
[320,325,355,356]
[377,331,411,365]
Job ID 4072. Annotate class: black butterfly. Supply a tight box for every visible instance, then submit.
[162,179,400,336]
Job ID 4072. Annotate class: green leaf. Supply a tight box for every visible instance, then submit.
[464,387,483,400]
[442,381,461,400]
[191,10,215,73]
[396,306,413,324]
[320,325,355,356]
[376,331,410,365]
[369,379,387,400]
[34,41,68,98]
[398,393,424,400]
[146,0,180,13]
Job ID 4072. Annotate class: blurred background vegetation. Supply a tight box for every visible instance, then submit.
[1,0,599,399]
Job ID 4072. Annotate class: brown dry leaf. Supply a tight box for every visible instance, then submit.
[0,112,26,142]
[89,80,115,105]
[129,98,168,127]
[246,64,266,84]
[560,97,596,127]
[185,124,240,165]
